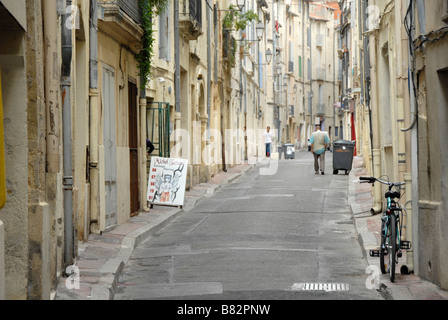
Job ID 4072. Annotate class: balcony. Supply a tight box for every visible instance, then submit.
[180,0,203,40]
[315,34,325,48]
[223,30,236,68]
[315,68,326,81]
[288,105,295,117]
[98,0,144,53]
[288,61,294,73]
[316,103,326,116]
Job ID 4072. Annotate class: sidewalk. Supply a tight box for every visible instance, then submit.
[349,156,448,300]
[55,163,254,300]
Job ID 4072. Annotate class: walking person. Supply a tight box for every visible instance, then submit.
[310,125,330,175]
[263,126,273,158]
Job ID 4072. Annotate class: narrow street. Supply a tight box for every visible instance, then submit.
[115,151,382,300]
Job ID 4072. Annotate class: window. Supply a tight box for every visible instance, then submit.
[307,27,311,47]
[307,58,311,80]
[299,56,302,78]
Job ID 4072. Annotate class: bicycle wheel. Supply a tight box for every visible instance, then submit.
[380,217,389,274]
[389,217,397,282]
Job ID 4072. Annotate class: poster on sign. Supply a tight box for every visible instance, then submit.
[147,157,188,207]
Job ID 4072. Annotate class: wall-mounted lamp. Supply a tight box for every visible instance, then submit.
[256,22,264,40]
[218,0,245,12]
[265,48,272,65]
[255,49,272,66]
[236,0,245,11]
[275,65,282,75]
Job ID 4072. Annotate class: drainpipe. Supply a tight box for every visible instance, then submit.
[362,0,373,170]
[61,0,74,266]
[174,1,180,119]
[44,0,61,174]
[394,0,413,275]
[403,172,414,274]
[89,0,101,234]
[401,0,419,275]
[206,1,211,136]
[395,0,407,180]
[368,0,382,214]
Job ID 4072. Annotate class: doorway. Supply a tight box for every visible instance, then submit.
[128,80,139,216]
[102,64,117,228]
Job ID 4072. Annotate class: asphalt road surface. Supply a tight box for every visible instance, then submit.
[115,151,382,301]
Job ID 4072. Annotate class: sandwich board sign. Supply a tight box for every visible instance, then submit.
[147,157,188,208]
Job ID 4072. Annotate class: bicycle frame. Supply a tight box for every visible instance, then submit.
[384,192,402,251]
[360,176,411,282]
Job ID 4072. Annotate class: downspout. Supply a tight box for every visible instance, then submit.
[61,0,74,266]
[272,0,276,134]
[368,0,382,214]
[358,0,364,152]
[174,0,181,133]
[302,0,305,144]
[308,2,313,132]
[362,0,373,170]
[45,0,61,174]
[401,0,419,275]
[394,0,413,275]
[207,2,211,143]
[89,0,101,234]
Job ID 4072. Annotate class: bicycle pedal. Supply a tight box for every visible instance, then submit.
[397,250,402,258]
[400,241,412,250]
[370,249,381,257]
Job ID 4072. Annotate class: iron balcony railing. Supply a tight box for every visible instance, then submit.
[180,0,202,29]
[99,0,142,25]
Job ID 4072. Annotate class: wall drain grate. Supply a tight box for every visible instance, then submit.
[291,283,350,292]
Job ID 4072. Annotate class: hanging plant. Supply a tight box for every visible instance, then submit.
[222,6,260,68]
[138,0,170,91]
[223,5,260,32]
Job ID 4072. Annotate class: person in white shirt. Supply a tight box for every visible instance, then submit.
[310,125,330,175]
[263,126,273,157]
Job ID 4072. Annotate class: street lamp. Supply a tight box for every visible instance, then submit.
[275,64,282,75]
[256,21,264,41]
[218,0,245,12]
[236,0,245,11]
[265,48,272,65]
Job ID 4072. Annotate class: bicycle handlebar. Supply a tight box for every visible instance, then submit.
[359,176,376,183]
[359,176,405,187]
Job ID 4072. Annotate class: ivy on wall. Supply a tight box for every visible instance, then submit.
[138,0,170,91]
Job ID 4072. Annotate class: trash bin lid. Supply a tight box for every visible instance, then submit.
[333,140,355,146]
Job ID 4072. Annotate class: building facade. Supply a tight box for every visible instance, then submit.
[339,0,448,290]
[0,0,355,301]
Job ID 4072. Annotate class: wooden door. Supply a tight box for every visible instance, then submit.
[129,81,140,216]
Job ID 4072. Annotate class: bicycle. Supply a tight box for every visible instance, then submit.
[359,176,412,282]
